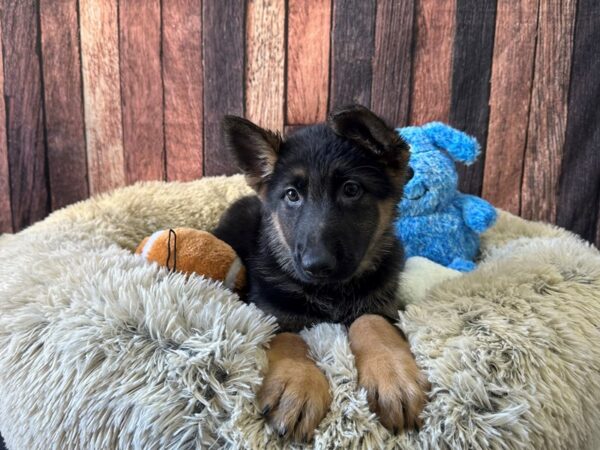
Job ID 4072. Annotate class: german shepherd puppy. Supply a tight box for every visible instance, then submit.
[214,105,429,441]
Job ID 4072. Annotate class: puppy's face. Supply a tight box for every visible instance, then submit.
[223,105,410,284]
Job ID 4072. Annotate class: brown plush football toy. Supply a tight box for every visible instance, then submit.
[135,227,246,293]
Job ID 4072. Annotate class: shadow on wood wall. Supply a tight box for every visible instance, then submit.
[0,0,598,247]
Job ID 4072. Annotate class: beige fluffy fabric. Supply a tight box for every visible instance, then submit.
[0,175,599,449]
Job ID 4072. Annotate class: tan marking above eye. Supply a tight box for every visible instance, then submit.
[291,167,307,178]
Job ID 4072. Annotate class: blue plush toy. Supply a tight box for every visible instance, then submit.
[395,122,497,272]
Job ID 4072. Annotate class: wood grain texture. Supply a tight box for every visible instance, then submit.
[482,0,539,214]
[520,0,576,222]
[556,0,600,244]
[286,0,331,125]
[1,0,49,230]
[330,0,376,108]
[450,0,497,196]
[163,0,203,181]
[120,0,164,183]
[0,17,11,232]
[202,0,245,176]
[371,0,415,126]
[245,0,285,131]
[409,0,457,124]
[79,0,125,194]
[2,0,599,242]
[40,0,88,210]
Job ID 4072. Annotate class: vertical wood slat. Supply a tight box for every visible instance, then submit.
[520,0,577,223]
[1,0,49,230]
[450,0,497,196]
[330,0,376,108]
[409,0,457,124]
[202,0,245,176]
[40,0,88,210]
[482,0,539,214]
[163,0,203,181]
[79,0,125,194]
[120,0,164,183]
[0,16,12,233]
[245,0,285,131]
[557,0,600,245]
[286,0,331,125]
[370,0,415,127]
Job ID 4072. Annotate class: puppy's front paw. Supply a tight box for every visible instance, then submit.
[357,346,429,432]
[349,315,429,433]
[258,358,331,441]
[258,333,331,442]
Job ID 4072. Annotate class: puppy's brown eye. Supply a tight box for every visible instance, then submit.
[342,181,362,198]
[285,188,300,203]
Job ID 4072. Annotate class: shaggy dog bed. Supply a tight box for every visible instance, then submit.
[0,175,599,450]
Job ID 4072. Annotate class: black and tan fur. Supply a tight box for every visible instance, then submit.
[213,105,428,441]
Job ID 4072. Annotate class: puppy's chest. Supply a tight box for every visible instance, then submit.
[304,290,350,321]
[305,287,398,327]
[251,275,396,331]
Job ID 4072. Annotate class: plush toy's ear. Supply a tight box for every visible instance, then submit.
[222,116,282,193]
[422,122,480,165]
[328,104,409,172]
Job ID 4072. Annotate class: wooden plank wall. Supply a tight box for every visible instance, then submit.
[0,0,598,248]
[40,0,88,210]
[1,0,49,231]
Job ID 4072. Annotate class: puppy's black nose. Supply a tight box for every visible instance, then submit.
[301,250,336,278]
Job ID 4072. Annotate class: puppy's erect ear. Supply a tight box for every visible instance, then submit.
[327,104,409,172]
[222,116,282,192]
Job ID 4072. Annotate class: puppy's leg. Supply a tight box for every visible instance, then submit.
[258,332,331,442]
[349,314,429,432]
